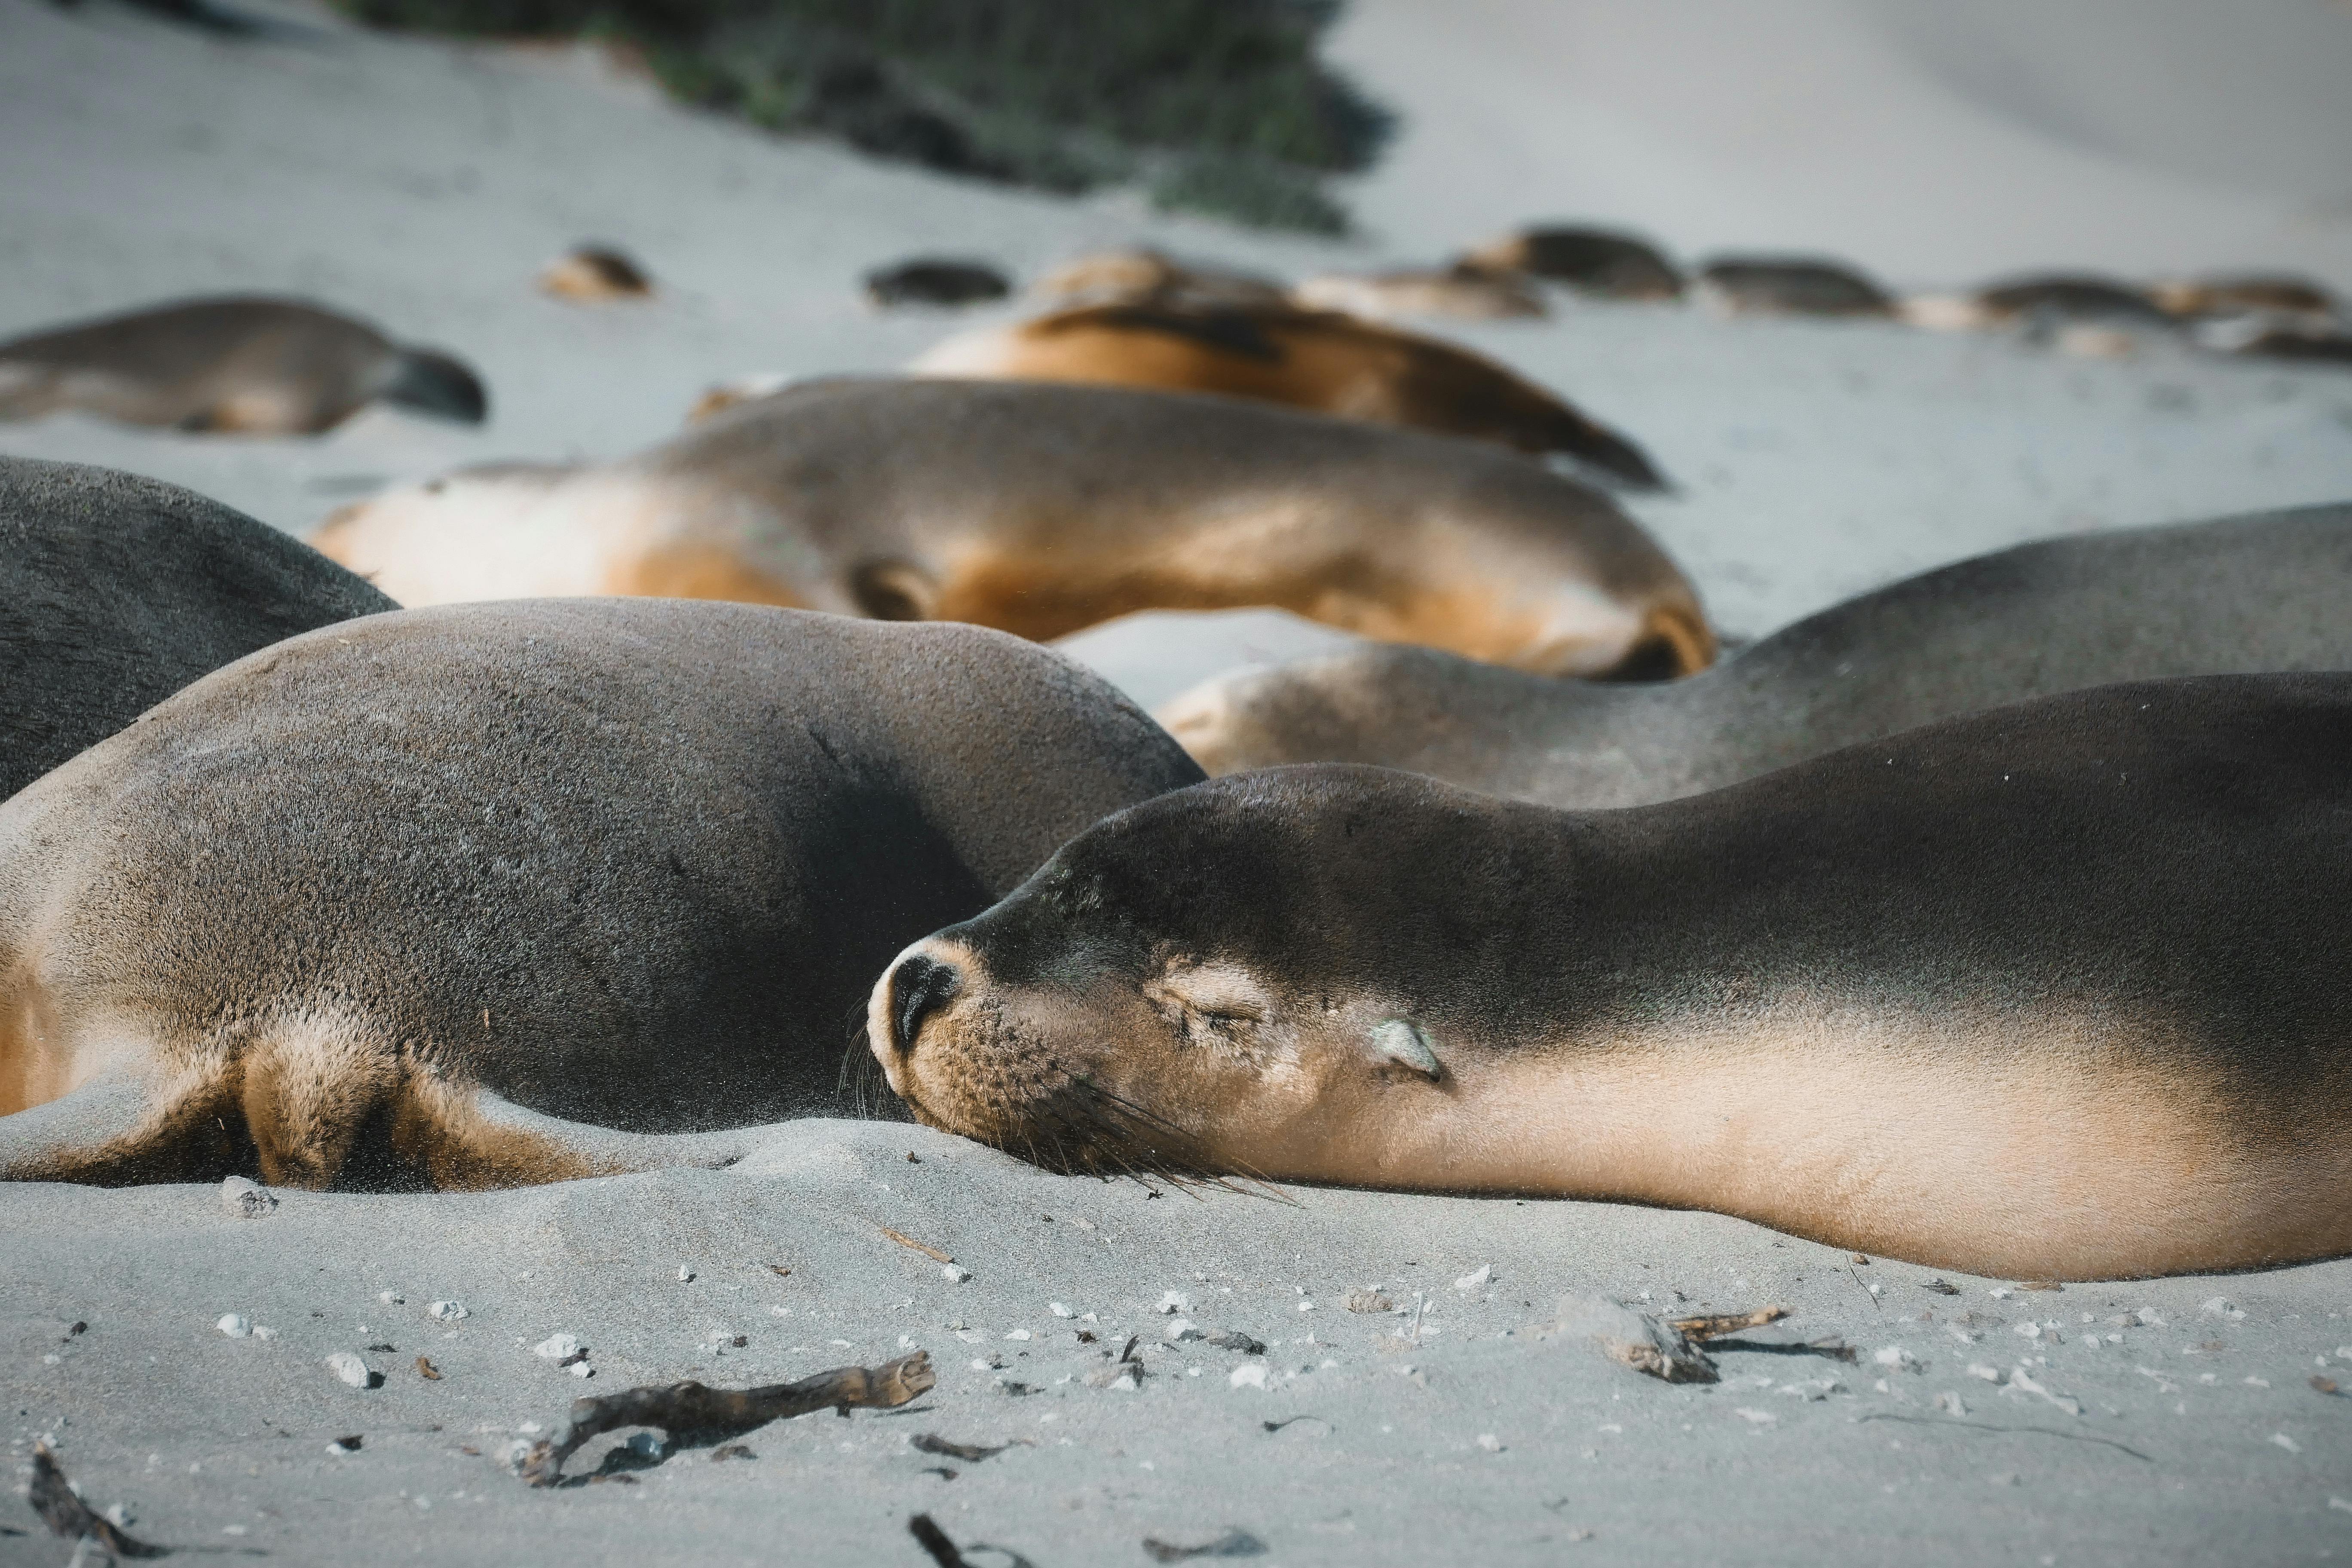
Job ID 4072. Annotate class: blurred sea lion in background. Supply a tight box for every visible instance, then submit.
[1899,274,2172,333]
[2152,274,2340,324]
[864,257,1010,308]
[910,303,1666,486]
[0,457,394,802]
[1292,265,1548,322]
[0,602,1203,1188]
[0,297,487,434]
[312,376,1710,679]
[2214,323,2352,369]
[1029,248,1290,311]
[1697,257,1894,318]
[1161,503,2352,799]
[1459,226,1685,301]
[537,245,654,303]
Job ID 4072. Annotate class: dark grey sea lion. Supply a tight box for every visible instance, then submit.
[0,600,1200,1189]
[1162,504,2352,804]
[1697,257,1894,317]
[0,457,394,802]
[873,675,2352,1279]
[1459,227,1684,301]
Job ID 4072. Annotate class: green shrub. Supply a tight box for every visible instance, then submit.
[332,0,1390,231]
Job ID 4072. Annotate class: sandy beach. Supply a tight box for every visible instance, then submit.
[5,0,2352,1562]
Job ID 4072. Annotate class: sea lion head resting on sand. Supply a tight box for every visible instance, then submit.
[874,677,2352,1280]
[1158,502,2352,802]
[0,600,1201,1191]
[1290,266,1547,323]
[911,305,1666,487]
[0,458,395,802]
[865,258,1011,308]
[1458,227,1684,301]
[0,296,487,435]
[1696,258,1893,318]
[312,377,1708,679]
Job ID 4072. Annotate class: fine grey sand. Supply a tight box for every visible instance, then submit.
[5,2,2352,1563]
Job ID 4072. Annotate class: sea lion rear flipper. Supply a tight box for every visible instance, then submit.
[0,1072,245,1186]
[394,1085,766,1190]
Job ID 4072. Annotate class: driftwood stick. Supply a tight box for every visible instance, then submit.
[520,1351,934,1486]
[1667,1307,1790,1343]
[28,1440,168,1558]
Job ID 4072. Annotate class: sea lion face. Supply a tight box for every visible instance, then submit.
[868,768,1505,1181]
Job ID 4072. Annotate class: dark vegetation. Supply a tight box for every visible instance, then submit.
[332,0,1393,232]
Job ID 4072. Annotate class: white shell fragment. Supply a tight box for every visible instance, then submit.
[2200,1297,2247,1321]
[1873,1347,1922,1372]
[533,1334,582,1361]
[1476,1433,1504,1451]
[1369,1017,1442,1079]
[1050,1303,1075,1318]
[377,1291,405,1305]
[1455,1265,1492,1293]
[677,1267,695,1283]
[220,1176,277,1219]
[942,1265,972,1283]
[324,1352,372,1388]
[1164,1318,1202,1343]
[1229,1364,1269,1389]
[1158,1292,1190,1314]
[427,1301,468,1321]
[216,1314,252,1338]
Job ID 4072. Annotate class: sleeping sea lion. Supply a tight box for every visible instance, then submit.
[0,457,394,802]
[0,600,1200,1190]
[0,297,487,435]
[538,245,654,302]
[870,674,2352,1280]
[1458,227,1684,301]
[1029,248,1291,312]
[312,377,1708,679]
[864,258,1011,309]
[1159,503,2352,802]
[910,304,1666,486]
[1290,266,1548,322]
[1898,274,2174,334]
[2151,275,2340,324]
[1697,257,1894,318]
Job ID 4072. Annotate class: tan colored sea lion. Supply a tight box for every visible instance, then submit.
[1458,227,1684,301]
[0,457,395,802]
[0,600,1201,1189]
[1291,265,1548,322]
[2151,274,2340,323]
[1697,257,1894,318]
[538,245,655,302]
[1029,248,1291,312]
[910,305,1666,486]
[1160,504,2352,802]
[872,674,2352,1280]
[0,297,487,434]
[313,377,1707,678]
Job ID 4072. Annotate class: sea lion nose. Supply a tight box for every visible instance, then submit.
[888,952,960,1054]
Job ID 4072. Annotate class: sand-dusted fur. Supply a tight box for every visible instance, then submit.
[0,600,1201,1188]
[0,458,394,802]
[1029,248,1290,312]
[0,296,486,434]
[910,305,1666,486]
[312,377,1706,679]
[874,677,2352,1279]
[1162,503,2352,801]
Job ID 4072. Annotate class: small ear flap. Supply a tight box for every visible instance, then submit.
[1368,1018,1441,1081]
[850,560,939,622]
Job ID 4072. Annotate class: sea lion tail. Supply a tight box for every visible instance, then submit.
[1540,407,1669,490]
[380,347,489,426]
[1595,600,1716,681]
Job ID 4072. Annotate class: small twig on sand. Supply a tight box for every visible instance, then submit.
[29,1441,168,1558]
[1666,1307,1789,1343]
[910,1434,1007,1462]
[1855,1412,2151,1462]
[909,1512,1038,1568]
[519,1352,934,1486]
[880,1227,953,1264]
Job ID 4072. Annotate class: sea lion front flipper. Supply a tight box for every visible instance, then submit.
[393,1083,766,1191]
[0,1071,245,1186]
